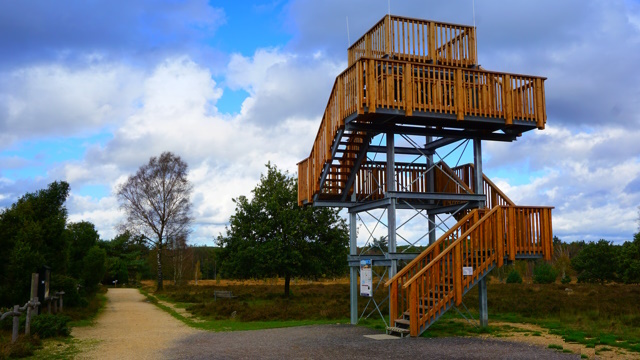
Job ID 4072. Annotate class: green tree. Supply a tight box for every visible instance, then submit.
[533,261,558,284]
[101,231,151,285]
[82,246,107,292]
[117,152,193,291]
[66,221,100,278]
[617,233,640,284]
[0,181,70,305]
[217,163,348,296]
[571,239,619,284]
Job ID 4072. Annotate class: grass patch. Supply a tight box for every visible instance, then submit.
[548,344,563,350]
[141,289,347,332]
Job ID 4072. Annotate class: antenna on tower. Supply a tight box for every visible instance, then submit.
[472,0,478,64]
[346,16,351,46]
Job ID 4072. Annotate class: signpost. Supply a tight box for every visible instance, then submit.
[360,259,372,297]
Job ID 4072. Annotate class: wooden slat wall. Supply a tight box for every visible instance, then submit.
[348,15,477,67]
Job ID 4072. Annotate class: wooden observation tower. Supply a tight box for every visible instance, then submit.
[297,15,553,337]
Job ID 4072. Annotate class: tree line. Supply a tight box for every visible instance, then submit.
[3,151,637,310]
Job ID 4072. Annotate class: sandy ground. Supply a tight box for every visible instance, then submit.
[487,321,638,360]
[71,288,200,360]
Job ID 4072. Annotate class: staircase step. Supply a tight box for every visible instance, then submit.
[394,318,410,328]
[386,326,410,337]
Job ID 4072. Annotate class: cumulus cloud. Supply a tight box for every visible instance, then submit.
[2,1,639,245]
[0,63,144,148]
[227,49,343,126]
[38,52,339,243]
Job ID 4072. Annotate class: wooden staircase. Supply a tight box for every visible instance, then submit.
[385,169,553,337]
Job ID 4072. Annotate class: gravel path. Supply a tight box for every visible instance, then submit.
[166,324,579,360]
[71,289,579,359]
[71,288,201,359]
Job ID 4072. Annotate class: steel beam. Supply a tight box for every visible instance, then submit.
[346,123,517,142]
[367,145,434,155]
[385,191,485,202]
[424,137,460,152]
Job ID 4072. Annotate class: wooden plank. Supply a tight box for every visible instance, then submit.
[455,69,464,120]
[405,63,413,116]
[454,244,462,306]
[409,284,418,336]
[504,74,513,125]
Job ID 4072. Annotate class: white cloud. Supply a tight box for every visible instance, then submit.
[0,62,144,147]
[39,52,341,243]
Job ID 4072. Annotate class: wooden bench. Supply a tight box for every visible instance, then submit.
[214,290,236,301]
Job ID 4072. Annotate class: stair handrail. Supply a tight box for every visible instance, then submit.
[452,163,515,207]
[399,205,553,335]
[384,208,479,288]
[402,205,500,291]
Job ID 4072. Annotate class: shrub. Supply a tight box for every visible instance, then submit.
[571,239,618,284]
[31,314,70,338]
[506,269,523,284]
[51,274,86,307]
[533,262,558,284]
[561,275,571,284]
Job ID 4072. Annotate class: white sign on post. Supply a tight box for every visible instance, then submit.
[360,259,373,297]
[463,267,473,276]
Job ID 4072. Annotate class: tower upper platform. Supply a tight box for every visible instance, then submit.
[297,15,547,206]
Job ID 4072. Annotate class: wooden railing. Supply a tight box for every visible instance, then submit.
[348,15,477,68]
[297,57,546,205]
[385,209,484,324]
[388,205,552,336]
[452,164,515,208]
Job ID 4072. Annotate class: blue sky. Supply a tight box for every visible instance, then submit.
[1,0,640,245]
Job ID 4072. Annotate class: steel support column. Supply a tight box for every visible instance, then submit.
[427,135,436,245]
[474,138,488,327]
[386,133,397,277]
[349,203,358,324]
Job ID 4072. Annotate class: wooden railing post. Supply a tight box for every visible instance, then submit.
[535,78,545,129]
[409,283,418,337]
[384,16,392,58]
[455,69,464,120]
[368,59,377,112]
[496,206,504,267]
[357,61,364,115]
[390,281,398,322]
[454,244,462,306]
[508,207,516,260]
[428,22,436,63]
[405,63,413,116]
[469,27,477,65]
[503,74,513,125]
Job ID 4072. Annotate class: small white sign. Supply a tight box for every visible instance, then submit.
[360,259,373,297]
[463,267,473,276]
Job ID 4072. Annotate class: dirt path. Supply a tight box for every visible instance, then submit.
[71,288,200,360]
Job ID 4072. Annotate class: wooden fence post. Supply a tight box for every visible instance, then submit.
[12,305,19,343]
